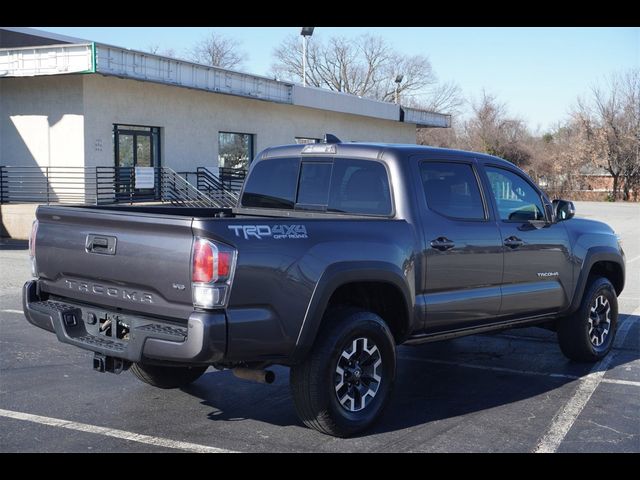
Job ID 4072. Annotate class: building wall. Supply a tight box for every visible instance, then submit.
[0,75,85,168]
[1,73,416,172]
[82,74,416,171]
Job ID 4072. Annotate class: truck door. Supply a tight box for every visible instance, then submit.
[415,159,504,330]
[480,164,573,316]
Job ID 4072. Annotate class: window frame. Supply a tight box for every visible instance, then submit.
[113,124,161,169]
[482,164,549,224]
[418,159,490,222]
[218,131,255,170]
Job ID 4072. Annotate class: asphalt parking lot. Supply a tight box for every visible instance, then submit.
[1,201,638,453]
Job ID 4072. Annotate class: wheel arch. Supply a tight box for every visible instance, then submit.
[291,261,413,364]
[568,246,625,314]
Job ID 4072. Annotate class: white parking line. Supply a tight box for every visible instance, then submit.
[0,408,238,453]
[398,355,579,381]
[533,307,639,453]
[626,254,640,264]
[1,309,23,315]
[601,378,640,387]
[399,357,640,387]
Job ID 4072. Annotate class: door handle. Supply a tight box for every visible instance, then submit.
[430,237,455,251]
[504,236,524,249]
[85,234,117,255]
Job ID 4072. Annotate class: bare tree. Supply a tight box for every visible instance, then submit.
[271,34,461,111]
[572,69,640,201]
[146,44,177,58]
[526,122,590,197]
[421,81,465,115]
[190,31,246,70]
[462,91,532,167]
[417,120,460,149]
[620,69,640,200]
[419,77,639,202]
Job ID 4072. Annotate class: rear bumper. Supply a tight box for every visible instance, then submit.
[22,281,226,364]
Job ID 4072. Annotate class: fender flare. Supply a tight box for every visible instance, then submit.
[568,246,625,313]
[290,261,413,363]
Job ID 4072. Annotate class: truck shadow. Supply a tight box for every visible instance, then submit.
[0,239,29,250]
[183,319,639,439]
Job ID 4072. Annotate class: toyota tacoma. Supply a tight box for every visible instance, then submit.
[23,137,625,437]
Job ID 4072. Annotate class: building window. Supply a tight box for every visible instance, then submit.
[295,137,320,144]
[219,132,254,170]
[113,124,161,168]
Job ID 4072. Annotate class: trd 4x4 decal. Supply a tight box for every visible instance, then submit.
[228,225,308,240]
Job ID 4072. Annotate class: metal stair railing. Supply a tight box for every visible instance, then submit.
[160,167,221,208]
[194,168,240,208]
[218,167,247,192]
[0,165,230,208]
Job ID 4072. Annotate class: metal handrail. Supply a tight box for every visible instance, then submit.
[159,168,219,208]
[195,168,241,208]
[0,165,223,207]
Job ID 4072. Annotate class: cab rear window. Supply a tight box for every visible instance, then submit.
[240,157,392,216]
[241,158,299,210]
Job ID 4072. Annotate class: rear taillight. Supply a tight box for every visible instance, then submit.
[191,237,237,309]
[192,239,215,283]
[28,220,38,277]
[217,252,232,278]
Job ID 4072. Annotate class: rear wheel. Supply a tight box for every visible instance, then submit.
[290,309,396,437]
[131,363,208,389]
[557,276,618,362]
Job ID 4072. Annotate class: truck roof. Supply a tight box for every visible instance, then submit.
[259,142,516,169]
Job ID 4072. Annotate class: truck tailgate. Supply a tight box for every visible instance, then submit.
[35,206,195,321]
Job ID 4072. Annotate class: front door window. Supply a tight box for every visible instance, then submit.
[117,133,134,168]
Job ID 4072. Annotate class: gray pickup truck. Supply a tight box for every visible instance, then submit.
[23,138,625,437]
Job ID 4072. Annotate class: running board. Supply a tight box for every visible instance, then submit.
[404,314,558,345]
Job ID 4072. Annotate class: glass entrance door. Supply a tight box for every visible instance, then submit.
[113,125,161,200]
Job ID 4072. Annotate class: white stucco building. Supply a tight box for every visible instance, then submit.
[0,27,450,176]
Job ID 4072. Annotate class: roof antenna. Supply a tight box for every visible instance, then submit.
[323,133,341,144]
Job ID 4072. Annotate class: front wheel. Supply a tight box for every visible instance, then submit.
[557,276,618,362]
[131,363,208,389]
[290,309,396,437]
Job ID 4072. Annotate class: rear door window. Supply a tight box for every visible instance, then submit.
[420,162,486,220]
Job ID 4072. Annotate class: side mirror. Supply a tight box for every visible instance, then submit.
[552,199,575,221]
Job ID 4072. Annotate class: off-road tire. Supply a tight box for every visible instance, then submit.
[557,276,618,362]
[131,363,208,389]
[290,308,396,437]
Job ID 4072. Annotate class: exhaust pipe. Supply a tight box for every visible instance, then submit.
[232,367,275,384]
